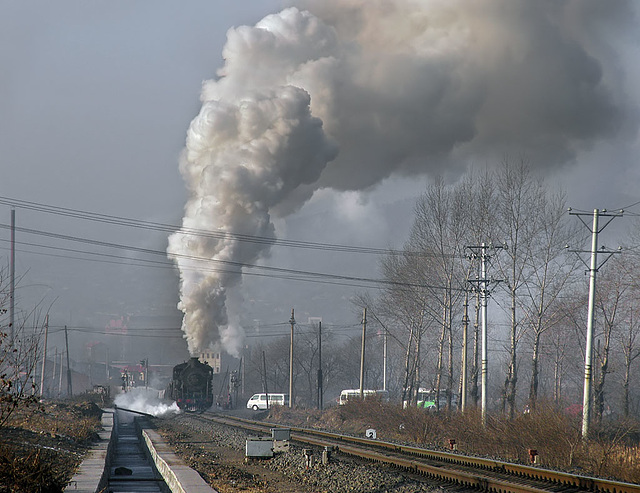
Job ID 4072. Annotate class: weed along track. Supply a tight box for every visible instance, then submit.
[188,412,640,493]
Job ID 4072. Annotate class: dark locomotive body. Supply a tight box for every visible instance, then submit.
[167,357,214,411]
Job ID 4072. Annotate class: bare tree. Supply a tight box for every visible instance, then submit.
[519,190,582,409]
[493,157,547,418]
[0,266,47,430]
[407,176,472,410]
[615,294,640,418]
[592,257,631,424]
[378,250,439,404]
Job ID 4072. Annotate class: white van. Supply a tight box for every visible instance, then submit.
[246,393,289,411]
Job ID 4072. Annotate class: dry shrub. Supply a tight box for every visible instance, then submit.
[597,444,640,483]
[0,399,103,492]
[12,401,101,443]
[0,448,66,493]
[577,418,640,480]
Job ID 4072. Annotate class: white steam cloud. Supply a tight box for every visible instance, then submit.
[114,388,181,417]
[168,0,637,356]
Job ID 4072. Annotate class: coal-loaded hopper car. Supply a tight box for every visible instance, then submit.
[167,357,214,411]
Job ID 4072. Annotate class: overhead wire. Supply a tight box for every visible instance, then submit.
[0,222,466,292]
[0,195,457,258]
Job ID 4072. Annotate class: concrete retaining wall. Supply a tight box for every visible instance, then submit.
[65,410,115,492]
[141,426,218,493]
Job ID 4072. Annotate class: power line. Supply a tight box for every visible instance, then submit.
[0,223,464,292]
[0,195,449,258]
[616,198,640,211]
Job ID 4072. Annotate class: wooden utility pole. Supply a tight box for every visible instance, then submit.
[58,350,64,396]
[64,325,73,396]
[359,308,367,398]
[289,309,295,408]
[51,347,57,396]
[39,315,49,397]
[10,208,15,350]
[262,351,269,410]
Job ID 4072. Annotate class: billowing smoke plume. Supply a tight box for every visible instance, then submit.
[168,0,637,356]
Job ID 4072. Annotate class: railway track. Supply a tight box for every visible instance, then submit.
[197,412,640,493]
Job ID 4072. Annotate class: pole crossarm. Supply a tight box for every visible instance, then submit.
[568,247,622,272]
[569,208,623,233]
[466,278,503,295]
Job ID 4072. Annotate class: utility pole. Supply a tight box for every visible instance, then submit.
[10,208,15,351]
[359,308,367,398]
[241,348,245,396]
[39,314,49,398]
[262,351,269,410]
[317,321,323,410]
[52,347,57,396]
[569,208,622,439]
[288,309,295,408]
[58,350,64,396]
[383,325,387,392]
[64,325,73,396]
[461,290,469,412]
[466,243,505,427]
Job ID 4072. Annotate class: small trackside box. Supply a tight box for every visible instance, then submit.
[245,437,274,458]
[271,428,291,441]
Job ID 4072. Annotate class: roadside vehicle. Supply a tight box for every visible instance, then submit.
[339,389,389,405]
[246,393,289,410]
[404,388,458,411]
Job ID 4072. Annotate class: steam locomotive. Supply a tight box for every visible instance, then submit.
[166,357,214,411]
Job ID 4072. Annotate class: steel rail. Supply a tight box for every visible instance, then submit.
[202,413,640,493]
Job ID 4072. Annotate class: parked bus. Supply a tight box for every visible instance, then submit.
[405,388,458,411]
[246,393,289,411]
[339,389,389,405]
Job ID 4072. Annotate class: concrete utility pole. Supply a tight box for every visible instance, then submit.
[569,208,622,439]
[383,325,388,392]
[261,351,269,410]
[466,243,505,427]
[359,308,367,398]
[317,321,323,410]
[288,309,295,408]
[461,290,469,412]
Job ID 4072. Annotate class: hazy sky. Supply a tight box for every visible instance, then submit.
[1,1,639,362]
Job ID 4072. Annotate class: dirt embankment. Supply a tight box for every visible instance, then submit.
[0,400,102,493]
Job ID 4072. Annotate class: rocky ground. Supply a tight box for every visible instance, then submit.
[154,411,446,493]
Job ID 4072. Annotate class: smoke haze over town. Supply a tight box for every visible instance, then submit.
[1,0,640,371]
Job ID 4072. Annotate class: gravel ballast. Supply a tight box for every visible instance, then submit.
[155,412,446,493]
